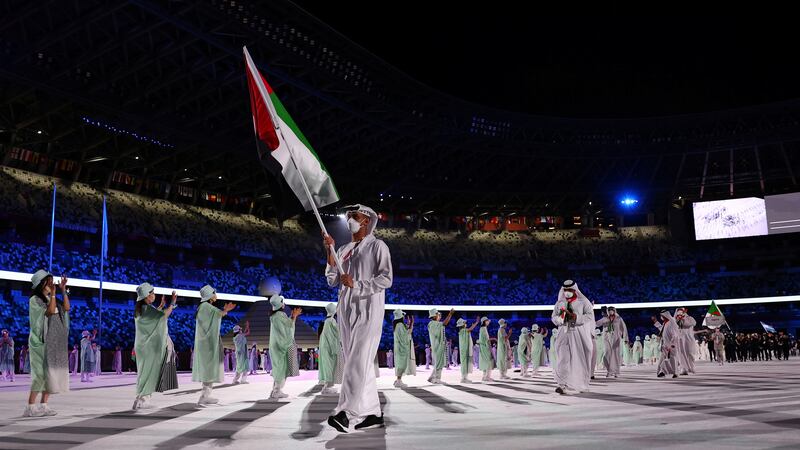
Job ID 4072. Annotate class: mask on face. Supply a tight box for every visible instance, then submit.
[347,217,363,234]
[564,291,575,299]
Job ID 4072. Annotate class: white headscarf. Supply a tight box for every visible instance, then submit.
[345,204,379,235]
[557,280,589,305]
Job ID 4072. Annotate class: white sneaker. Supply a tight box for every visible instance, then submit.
[139,398,155,409]
[240,380,250,385]
[132,398,141,411]
[393,380,407,388]
[23,405,44,417]
[198,396,219,405]
[460,378,473,384]
[39,405,57,416]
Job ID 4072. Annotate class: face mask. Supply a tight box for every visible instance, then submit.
[564,291,574,299]
[347,217,363,234]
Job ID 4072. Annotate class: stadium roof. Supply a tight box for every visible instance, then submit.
[2,0,800,217]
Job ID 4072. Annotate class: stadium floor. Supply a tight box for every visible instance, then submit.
[1,361,799,449]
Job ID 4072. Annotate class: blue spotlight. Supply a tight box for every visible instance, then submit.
[619,196,639,207]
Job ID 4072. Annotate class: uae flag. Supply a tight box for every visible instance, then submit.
[244,46,339,217]
[702,300,727,328]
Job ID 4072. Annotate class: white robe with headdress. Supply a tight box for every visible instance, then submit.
[551,283,594,392]
[654,311,680,376]
[325,205,393,421]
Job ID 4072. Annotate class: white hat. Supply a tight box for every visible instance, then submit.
[233,325,242,333]
[31,269,52,289]
[81,330,90,337]
[635,335,641,341]
[428,308,439,318]
[270,295,285,311]
[644,335,650,340]
[325,303,337,317]
[531,324,539,332]
[136,283,154,301]
[200,285,216,302]
[456,318,466,327]
[520,327,529,334]
[498,318,507,327]
[480,316,489,323]
[393,309,405,320]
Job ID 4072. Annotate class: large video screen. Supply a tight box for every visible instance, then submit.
[692,197,768,240]
[693,192,800,240]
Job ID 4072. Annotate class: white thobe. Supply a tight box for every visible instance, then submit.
[675,315,697,373]
[595,315,628,376]
[654,319,680,375]
[551,297,594,392]
[326,233,393,421]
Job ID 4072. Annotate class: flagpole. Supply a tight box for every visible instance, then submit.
[98,196,107,339]
[48,182,56,273]
[244,46,345,275]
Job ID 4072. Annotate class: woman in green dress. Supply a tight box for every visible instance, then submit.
[496,319,511,380]
[269,295,302,399]
[392,309,412,388]
[318,303,341,394]
[427,308,455,384]
[133,283,177,410]
[530,324,549,376]
[458,317,479,383]
[24,270,70,417]
[232,321,251,384]
[192,285,236,405]
[478,317,494,382]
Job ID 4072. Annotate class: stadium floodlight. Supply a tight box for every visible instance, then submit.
[619,196,639,207]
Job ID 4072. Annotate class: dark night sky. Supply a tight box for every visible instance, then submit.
[289,3,800,118]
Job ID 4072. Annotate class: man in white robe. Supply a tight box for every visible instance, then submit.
[674,308,697,375]
[653,310,680,378]
[595,306,628,378]
[551,280,594,395]
[324,204,393,432]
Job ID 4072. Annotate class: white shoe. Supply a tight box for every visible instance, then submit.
[139,398,155,409]
[23,405,44,417]
[198,396,219,405]
[240,380,250,384]
[393,380,407,388]
[427,376,435,384]
[132,398,141,411]
[321,386,338,395]
[461,378,473,384]
[39,405,57,416]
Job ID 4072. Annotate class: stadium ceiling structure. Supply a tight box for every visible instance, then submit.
[2,0,800,218]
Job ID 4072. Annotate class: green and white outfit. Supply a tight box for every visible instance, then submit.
[517,328,531,377]
[29,294,70,396]
[269,295,296,399]
[319,303,341,393]
[133,284,170,409]
[233,326,249,384]
[530,327,546,376]
[392,310,410,385]
[458,319,474,382]
[427,309,446,384]
[192,285,224,405]
[478,318,494,381]
[497,319,509,379]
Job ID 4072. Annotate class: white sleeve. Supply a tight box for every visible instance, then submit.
[353,241,393,296]
[325,247,344,287]
[595,316,609,328]
[573,301,593,326]
[551,302,564,327]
